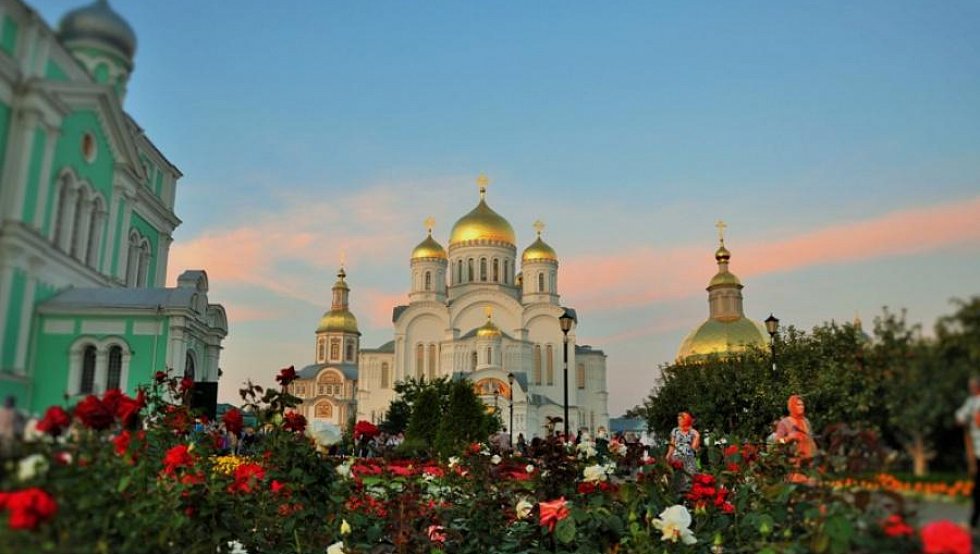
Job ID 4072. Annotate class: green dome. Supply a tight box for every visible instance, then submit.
[676,317,767,361]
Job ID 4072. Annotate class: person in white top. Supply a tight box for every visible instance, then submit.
[954,376,980,529]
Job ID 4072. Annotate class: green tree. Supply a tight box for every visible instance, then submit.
[434,379,499,457]
[405,384,442,451]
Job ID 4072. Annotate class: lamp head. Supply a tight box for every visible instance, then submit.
[765,313,780,336]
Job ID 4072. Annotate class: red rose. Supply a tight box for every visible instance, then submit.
[228,462,266,494]
[539,497,569,532]
[115,389,146,429]
[164,405,192,434]
[723,444,739,458]
[179,377,194,392]
[882,514,914,538]
[101,389,123,414]
[74,395,114,430]
[283,412,306,433]
[920,520,970,553]
[0,488,57,531]
[270,480,289,496]
[36,406,71,437]
[222,408,244,436]
[577,482,597,494]
[154,371,167,383]
[162,444,195,475]
[275,365,297,386]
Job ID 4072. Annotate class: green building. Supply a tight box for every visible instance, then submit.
[0,0,227,413]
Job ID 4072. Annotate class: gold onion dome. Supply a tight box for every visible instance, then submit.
[476,310,502,338]
[715,245,731,262]
[522,220,557,262]
[57,0,137,61]
[412,217,447,260]
[449,175,516,247]
[316,310,360,334]
[709,270,742,288]
[676,318,767,360]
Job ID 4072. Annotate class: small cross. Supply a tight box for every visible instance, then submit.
[424,216,435,234]
[339,249,347,268]
[533,220,545,236]
[476,173,490,198]
[484,305,493,319]
[715,220,727,245]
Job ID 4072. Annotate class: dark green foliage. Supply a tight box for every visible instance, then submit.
[405,385,442,449]
[434,379,500,457]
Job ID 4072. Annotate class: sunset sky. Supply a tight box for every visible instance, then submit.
[36,1,980,414]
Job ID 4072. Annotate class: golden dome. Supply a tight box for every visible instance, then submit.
[317,309,360,335]
[676,318,767,361]
[708,270,742,288]
[449,198,516,247]
[412,234,447,260]
[476,314,502,338]
[715,245,731,262]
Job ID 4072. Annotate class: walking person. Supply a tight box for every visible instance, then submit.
[955,377,980,530]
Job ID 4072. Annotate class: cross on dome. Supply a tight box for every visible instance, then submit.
[715,220,727,246]
[476,173,490,199]
[424,216,435,234]
[533,220,545,236]
[484,305,493,319]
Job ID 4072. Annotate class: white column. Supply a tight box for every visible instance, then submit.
[116,197,134,281]
[73,197,93,262]
[31,125,59,233]
[0,265,14,368]
[156,234,173,287]
[93,350,108,395]
[101,188,120,275]
[0,109,41,221]
[87,209,106,269]
[13,273,36,373]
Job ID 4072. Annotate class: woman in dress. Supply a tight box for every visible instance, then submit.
[666,411,700,475]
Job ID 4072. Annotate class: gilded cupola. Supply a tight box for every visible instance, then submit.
[412,217,448,260]
[449,174,516,247]
[522,220,558,263]
[476,309,502,338]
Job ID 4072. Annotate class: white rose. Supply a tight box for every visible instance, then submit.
[652,505,697,545]
[17,453,48,482]
[335,461,353,479]
[515,499,533,520]
[448,456,460,468]
[228,541,248,554]
[490,454,502,465]
[525,464,535,474]
[326,541,346,554]
[582,464,608,483]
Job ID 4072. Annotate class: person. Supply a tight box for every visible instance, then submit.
[516,433,527,456]
[775,395,818,483]
[955,377,980,529]
[666,412,700,475]
[0,396,23,458]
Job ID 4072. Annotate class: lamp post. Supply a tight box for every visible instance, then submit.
[507,372,515,447]
[559,309,576,441]
[765,313,780,374]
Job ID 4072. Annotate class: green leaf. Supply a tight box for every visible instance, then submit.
[117,474,131,493]
[555,517,576,544]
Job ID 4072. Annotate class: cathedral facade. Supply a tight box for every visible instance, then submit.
[0,0,227,412]
[352,178,610,439]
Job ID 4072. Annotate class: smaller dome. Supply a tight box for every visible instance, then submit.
[317,310,360,335]
[411,234,447,260]
[476,316,502,338]
[57,0,137,61]
[708,270,742,288]
[676,318,767,361]
[522,237,558,262]
[715,245,731,262]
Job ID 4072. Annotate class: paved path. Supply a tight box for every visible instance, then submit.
[916,499,969,526]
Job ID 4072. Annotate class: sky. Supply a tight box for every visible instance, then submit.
[35,1,980,415]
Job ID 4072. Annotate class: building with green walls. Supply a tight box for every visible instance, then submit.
[0,0,228,413]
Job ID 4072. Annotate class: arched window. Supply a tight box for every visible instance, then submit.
[538,272,545,293]
[424,271,432,291]
[428,344,436,379]
[416,344,425,378]
[467,259,474,282]
[107,346,123,390]
[136,239,151,287]
[503,260,509,284]
[86,197,105,268]
[492,258,499,282]
[126,231,140,286]
[546,345,554,385]
[345,340,355,362]
[184,352,196,381]
[480,258,487,281]
[456,260,463,284]
[330,339,340,360]
[381,362,390,388]
[486,346,492,365]
[577,363,586,390]
[315,402,333,419]
[533,345,542,385]
[317,338,325,362]
[471,351,478,370]
[80,345,97,394]
[54,179,73,250]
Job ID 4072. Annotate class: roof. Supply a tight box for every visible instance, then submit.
[362,340,395,354]
[575,344,605,356]
[297,363,358,381]
[528,393,561,407]
[40,286,195,311]
[459,326,515,341]
[392,305,409,323]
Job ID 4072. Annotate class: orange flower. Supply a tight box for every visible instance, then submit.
[539,497,569,532]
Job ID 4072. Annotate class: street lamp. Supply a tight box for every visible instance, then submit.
[507,372,515,447]
[764,313,780,374]
[559,309,576,440]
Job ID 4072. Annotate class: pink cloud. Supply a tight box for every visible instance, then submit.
[560,196,980,313]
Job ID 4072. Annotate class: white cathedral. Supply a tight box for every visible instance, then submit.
[291,176,609,440]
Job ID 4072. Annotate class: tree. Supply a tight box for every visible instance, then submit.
[434,379,499,457]
[405,385,442,450]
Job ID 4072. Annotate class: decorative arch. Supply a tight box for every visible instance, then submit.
[314,400,334,419]
[67,336,133,395]
[184,350,197,381]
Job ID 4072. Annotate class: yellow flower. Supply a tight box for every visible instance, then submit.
[340,519,351,536]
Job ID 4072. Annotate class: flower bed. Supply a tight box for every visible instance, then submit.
[0,370,969,553]
[828,473,971,502]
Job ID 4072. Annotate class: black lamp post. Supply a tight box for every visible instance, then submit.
[507,372,515,447]
[765,313,780,374]
[559,309,576,441]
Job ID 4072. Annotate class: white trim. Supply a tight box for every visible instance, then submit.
[0,266,13,361]
[31,124,60,233]
[43,319,74,334]
[13,274,35,372]
[80,320,125,334]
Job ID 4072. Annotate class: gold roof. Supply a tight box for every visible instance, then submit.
[317,309,360,335]
[676,318,767,361]
[715,245,731,262]
[522,221,557,262]
[449,199,516,247]
[476,317,502,338]
[412,234,447,260]
[708,270,742,288]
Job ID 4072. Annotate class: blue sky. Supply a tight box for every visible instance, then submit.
[35,1,980,413]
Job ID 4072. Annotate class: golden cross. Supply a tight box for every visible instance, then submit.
[339,249,347,268]
[533,219,545,236]
[715,220,727,245]
[424,216,435,234]
[476,173,490,198]
[484,305,493,319]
